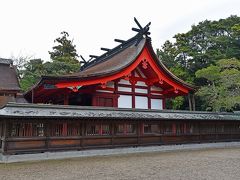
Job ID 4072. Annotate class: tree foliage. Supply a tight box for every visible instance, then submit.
[158,15,240,74]
[20,31,80,91]
[48,31,80,73]
[158,15,240,111]
[196,58,240,111]
[20,59,45,91]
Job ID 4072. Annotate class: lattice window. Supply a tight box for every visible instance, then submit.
[67,123,81,136]
[102,124,110,135]
[10,123,44,137]
[51,123,63,136]
[144,124,152,134]
[176,123,184,134]
[87,124,100,136]
[201,123,215,134]
[115,124,136,135]
[116,124,124,134]
[126,124,136,134]
[162,123,173,134]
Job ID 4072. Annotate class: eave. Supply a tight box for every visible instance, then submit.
[0,103,240,121]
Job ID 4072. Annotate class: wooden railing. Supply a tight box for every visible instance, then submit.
[1,120,240,154]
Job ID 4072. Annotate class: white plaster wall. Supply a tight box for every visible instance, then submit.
[135,88,148,94]
[135,96,148,109]
[151,99,163,110]
[118,86,132,92]
[118,95,132,108]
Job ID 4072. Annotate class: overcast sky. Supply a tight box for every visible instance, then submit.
[0,0,240,61]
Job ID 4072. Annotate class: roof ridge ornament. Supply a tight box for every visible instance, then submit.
[132,17,151,46]
[80,18,151,71]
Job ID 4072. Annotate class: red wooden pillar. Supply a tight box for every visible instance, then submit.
[172,123,176,135]
[131,81,136,108]
[162,98,166,109]
[147,86,151,109]
[62,123,67,136]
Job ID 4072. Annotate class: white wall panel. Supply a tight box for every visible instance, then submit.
[119,79,131,85]
[136,81,147,86]
[151,99,163,110]
[135,88,148,94]
[118,95,132,108]
[118,86,132,92]
[135,96,148,109]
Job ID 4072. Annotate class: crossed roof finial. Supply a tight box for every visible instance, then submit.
[132,17,151,36]
[132,17,151,46]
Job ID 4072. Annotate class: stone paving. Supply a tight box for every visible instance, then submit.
[0,146,240,179]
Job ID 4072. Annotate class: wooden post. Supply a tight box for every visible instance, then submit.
[80,122,85,149]
[32,89,34,103]
[184,123,187,134]
[188,93,192,111]
[45,120,50,151]
[147,86,151,109]
[137,122,140,145]
[140,122,144,135]
[99,124,103,135]
[172,123,176,135]
[192,94,196,111]
[132,83,135,108]
[123,123,127,135]
[2,119,8,154]
[63,93,69,105]
[111,122,114,146]
[62,123,67,136]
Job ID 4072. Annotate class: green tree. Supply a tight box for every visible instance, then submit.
[158,15,240,110]
[158,15,240,76]
[20,59,45,91]
[195,58,240,111]
[49,31,79,63]
[48,31,80,74]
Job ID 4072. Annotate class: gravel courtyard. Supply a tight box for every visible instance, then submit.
[0,148,240,180]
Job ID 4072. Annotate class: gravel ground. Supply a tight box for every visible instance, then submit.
[0,148,240,180]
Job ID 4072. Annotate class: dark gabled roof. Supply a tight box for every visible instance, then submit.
[0,103,240,121]
[43,35,146,80]
[0,58,13,65]
[39,35,196,91]
[0,58,20,92]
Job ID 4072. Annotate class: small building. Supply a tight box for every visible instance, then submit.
[0,19,240,155]
[0,58,21,106]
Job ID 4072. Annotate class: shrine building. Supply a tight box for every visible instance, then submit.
[0,19,240,155]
